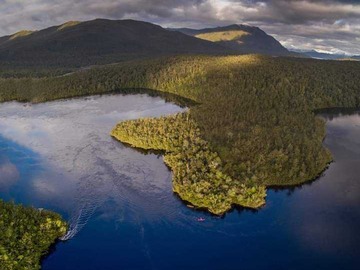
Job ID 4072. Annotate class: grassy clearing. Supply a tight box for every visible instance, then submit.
[195,30,249,42]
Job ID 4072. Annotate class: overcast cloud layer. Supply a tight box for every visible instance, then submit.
[0,0,359,54]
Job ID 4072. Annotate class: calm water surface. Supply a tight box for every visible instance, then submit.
[0,95,359,270]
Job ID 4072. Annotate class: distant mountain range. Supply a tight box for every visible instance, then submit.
[0,19,300,68]
[171,24,300,57]
[291,49,360,61]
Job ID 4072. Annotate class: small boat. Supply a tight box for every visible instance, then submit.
[197,217,205,222]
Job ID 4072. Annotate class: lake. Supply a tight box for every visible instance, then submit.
[0,95,359,270]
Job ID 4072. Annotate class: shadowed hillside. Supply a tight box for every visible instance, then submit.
[0,19,228,69]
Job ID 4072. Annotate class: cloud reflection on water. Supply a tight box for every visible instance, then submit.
[0,94,185,225]
[0,158,19,191]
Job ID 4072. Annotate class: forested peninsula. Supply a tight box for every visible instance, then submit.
[0,200,67,269]
[1,55,360,215]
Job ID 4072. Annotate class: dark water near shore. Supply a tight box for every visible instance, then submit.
[0,95,359,270]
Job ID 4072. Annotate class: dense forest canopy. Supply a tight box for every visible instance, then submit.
[0,54,359,213]
[112,113,266,214]
[0,200,67,270]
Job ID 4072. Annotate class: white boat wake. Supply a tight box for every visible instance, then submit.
[60,198,102,241]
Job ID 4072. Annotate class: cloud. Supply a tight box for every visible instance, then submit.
[0,0,359,54]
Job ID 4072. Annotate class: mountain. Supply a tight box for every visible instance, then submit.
[293,50,346,60]
[292,49,360,61]
[0,19,228,68]
[171,24,299,57]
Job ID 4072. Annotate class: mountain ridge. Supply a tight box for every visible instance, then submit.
[291,49,360,61]
[170,24,300,57]
[0,19,303,69]
[0,19,228,68]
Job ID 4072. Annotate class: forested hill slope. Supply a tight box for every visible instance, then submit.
[0,19,228,68]
[172,24,300,57]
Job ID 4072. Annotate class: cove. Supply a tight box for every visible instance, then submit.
[0,95,359,270]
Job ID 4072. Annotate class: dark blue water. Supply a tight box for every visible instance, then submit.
[0,96,359,270]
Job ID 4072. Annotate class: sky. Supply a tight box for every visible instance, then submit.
[0,0,359,55]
